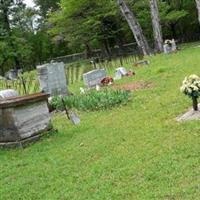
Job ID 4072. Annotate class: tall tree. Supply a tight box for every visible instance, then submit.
[0,0,36,72]
[34,0,60,19]
[195,0,200,24]
[48,0,125,57]
[117,0,151,56]
[149,0,163,53]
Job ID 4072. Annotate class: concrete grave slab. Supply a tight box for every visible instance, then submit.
[176,104,200,122]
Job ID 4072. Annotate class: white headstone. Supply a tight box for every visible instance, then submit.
[37,62,68,96]
[116,67,128,76]
[114,70,122,80]
[163,44,171,54]
[171,39,177,52]
[0,76,6,80]
[163,39,177,54]
[83,69,106,88]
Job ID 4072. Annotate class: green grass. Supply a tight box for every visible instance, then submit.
[1,43,200,199]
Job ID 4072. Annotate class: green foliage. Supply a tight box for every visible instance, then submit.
[50,89,131,111]
[1,0,200,74]
[34,0,60,18]
[48,0,124,53]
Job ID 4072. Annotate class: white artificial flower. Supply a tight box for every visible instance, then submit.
[180,74,200,96]
[80,87,85,94]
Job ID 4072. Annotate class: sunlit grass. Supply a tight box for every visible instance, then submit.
[1,43,200,199]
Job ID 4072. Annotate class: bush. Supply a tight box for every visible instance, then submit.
[50,89,131,111]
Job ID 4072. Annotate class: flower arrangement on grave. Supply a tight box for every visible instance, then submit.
[180,74,200,111]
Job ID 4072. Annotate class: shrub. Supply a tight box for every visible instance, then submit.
[50,89,131,111]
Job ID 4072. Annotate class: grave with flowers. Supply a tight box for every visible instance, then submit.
[177,74,200,121]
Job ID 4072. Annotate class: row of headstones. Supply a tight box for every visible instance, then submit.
[3,39,176,93]
[1,59,149,97]
[0,62,106,98]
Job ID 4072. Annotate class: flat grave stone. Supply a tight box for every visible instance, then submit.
[176,104,200,122]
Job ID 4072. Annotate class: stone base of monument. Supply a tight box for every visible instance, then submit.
[0,127,53,148]
[176,104,200,122]
[0,93,52,148]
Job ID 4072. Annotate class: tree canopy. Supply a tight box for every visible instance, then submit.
[0,0,199,74]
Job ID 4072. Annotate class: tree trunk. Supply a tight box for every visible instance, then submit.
[85,43,92,59]
[192,96,198,111]
[170,23,177,39]
[103,39,112,60]
[149,0,163,53]
[117,0,151,56]
[195,0,200,24]
[1,1,11,32]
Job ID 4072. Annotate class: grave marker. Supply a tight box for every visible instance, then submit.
[83,69,106,88]
[0,93,52,147]
[37,62,68,96]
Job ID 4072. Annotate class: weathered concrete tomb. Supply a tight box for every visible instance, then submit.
[0,93,52,147]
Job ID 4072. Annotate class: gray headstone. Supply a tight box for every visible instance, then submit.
[5,69,18,80]
[37,62,68,96]
[83,69,106,88]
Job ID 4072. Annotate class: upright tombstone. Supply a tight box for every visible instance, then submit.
[5,69,18,80]
[171,39,177,52]
[114,67,128,80]
[83,69,106,88]
[37,62,68,96]
[163,39,177,54]
[163,43,171,54]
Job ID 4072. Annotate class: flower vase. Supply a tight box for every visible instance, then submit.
[192,96,198,111]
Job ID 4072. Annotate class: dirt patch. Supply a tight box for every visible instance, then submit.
[113,81,153,91]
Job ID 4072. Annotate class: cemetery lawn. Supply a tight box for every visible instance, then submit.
[1,43,200,200]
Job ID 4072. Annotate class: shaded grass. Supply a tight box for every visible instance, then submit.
[1,44,200,199]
